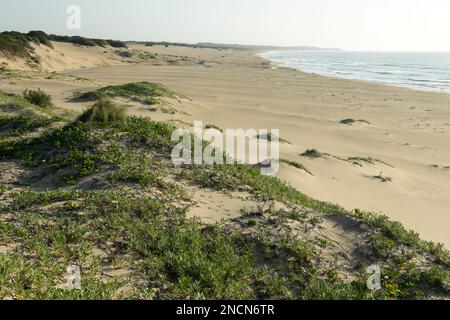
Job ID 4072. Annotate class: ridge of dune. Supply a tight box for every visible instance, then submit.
[0,41,134,72]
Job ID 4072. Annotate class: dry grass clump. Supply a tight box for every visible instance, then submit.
[78,98,127,124]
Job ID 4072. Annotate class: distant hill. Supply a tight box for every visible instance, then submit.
[195,42,341,51]
[138,41,340,52]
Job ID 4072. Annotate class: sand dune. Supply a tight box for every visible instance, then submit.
[1,43,450,247]
[1,42,125,71]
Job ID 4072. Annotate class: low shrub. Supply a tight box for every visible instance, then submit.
[301,149,322,159]
[22,88,53,108]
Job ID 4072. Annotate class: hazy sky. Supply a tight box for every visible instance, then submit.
[1,0,450,51]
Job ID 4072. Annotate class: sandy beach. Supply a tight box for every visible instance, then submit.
[2,43,450,247]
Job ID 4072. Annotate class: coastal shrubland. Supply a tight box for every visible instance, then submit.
[0,87,448,300]
[48,34,127,48]
[0,114,58,137]
[0,31,53,58]
[0,31,127,62]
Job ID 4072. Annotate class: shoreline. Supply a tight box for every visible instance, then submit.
[258,51,450,96]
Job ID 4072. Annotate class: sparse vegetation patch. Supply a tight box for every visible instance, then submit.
[205,124,223,132]
[301,149,322,159]
[72,82,176,106]
[348,156,394,168]
[256,132,291,144]
[0,87,448,300]
[340,118,370,125]
[373,172,393,183]
[280,159,312,175]
[0,114,59,137]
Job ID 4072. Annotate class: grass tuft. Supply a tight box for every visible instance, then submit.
[205,124,223,132]
[78,98,127,124]
[280,159,312,175]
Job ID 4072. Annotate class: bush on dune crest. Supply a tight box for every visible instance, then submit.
[301,149,322,159]
[0,31,53,58]
[48,34,127,48]
[0,30,127,60]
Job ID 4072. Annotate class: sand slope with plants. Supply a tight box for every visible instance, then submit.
[0,84,448,300]
[0,33,449,299]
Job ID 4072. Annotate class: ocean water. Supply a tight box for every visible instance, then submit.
[260,51,450,93]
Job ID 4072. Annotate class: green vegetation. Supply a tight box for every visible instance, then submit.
[26,31,53,47]
[137,52,158,60]
[78,98,127,124]
[371,234,395,258]
[0,114,59,137]
[72,82,176,105]
[105,40,128,48]
[340,118,371,125]
[373,172,393,183]
[0,30,126,63]
[348,156,394,168]
[205,124,223,132]
[349,156,376,164]
[423,265,450,290]
[280,159,312,175]
[431,164,450,170]
[182,160,449,266]
[0,87,448,300]
[23,88,53,109]
[0,67,33,80]
[115,50,133,58]
[0,90,55,117]
[301,149,322,159]
[256,132,291,144]
[48,35,127,48]
[0,31,52,58]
